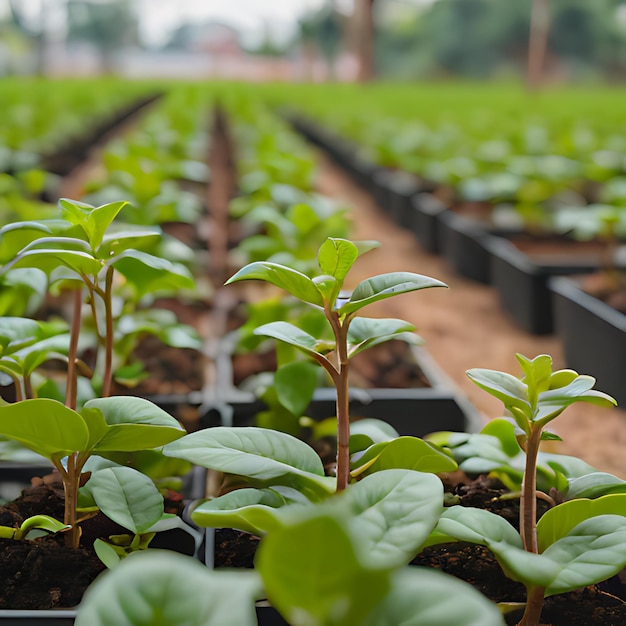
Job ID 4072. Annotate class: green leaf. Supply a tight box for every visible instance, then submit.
[87,467,164,534]
[536,494,626,553]
[254,321,321,359]
[342,272,446,314]
[317,238,359,282]
[257,514,391,626]
[191,487,301,535]
[337,470,444,568]
[75,550,262,626]
[423,505,523,551]
[83,397,185,452]
[347,317,418,357]
[466,368,531,417]
[0,398,90,459]
[225,261,324,307]
[352,437,458,477]
[0,316,41,352]
[110,250,194,297]
[59,199,128,251]
[565,472,626,500]
[10,248,102,278]
[275,361,318,417]
[163,427,333,499]
[349,418,399,454]
[364,567,505,626]
[541,515,626,596]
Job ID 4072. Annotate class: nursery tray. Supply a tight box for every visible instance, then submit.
[550,275,626,405]
[200,345,480,436]
[487,236,601,334]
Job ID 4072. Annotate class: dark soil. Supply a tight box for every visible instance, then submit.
[0,475,194,609]
[233,340,430,390]
[0,480,112,609]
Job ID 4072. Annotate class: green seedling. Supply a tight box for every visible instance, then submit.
[0,198,194,400]
[0,396,185,548]
[224,236,446,491]
[429,417,626,501]
[74,505,505,626]
[424,354,619,626]
[0,515,69,541]
[80,465,201,568]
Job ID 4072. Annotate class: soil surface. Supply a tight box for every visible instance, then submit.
[314,153,626,479]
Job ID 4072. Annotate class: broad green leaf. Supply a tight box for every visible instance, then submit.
[275,360,318,417]
[0,317,41,351]
[535,375,616,424]
[337,470,444,568]
[0,220,54,263]
[565,472,626,500]
[84,397,185,452]
[254,321,321,359]
[541,515,626,596]
[99,229,162,258]
[87,467,164,534]
[317,238,359,282]
[163,427,332,498]
[466,368,530,416]
[342,272,446,314]
[423,505,523,550]
[349,418,399,454]
[347,317,417,357]
[536,494,626,552]
[352,437,458,477]
[0,398,90,459]
[110,250,194,297]
[10,248,102,278]
[480,418,521,458]
[364,567,505,626]
[191,487,298,535]
[59,199,128,250]
[257,514,391,626]
[225,261,324,307]
[75,550,262,626]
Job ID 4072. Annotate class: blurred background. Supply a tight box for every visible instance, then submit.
[1,0,625,84]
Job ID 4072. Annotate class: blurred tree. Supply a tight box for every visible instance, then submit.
[355,0,376,82]
[374,0,626,82]
[67,0,139,73]
[298,1,345,79]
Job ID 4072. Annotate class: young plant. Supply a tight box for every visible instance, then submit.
[0,198,195,399]
[79,465,202,568]
[0,396,185,548]
[423,354,620,626]
[74,503,505,626]
[224,236,447,491]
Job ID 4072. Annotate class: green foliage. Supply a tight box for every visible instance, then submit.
[75,551,263,626]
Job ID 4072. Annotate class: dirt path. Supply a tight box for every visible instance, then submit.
[314,152,626,478]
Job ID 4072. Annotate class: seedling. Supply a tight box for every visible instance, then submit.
[424,354,620,626]
[224,236,446,491]
[0,396,185,548]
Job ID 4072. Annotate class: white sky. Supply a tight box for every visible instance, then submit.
[2,0,435,47]
[137,0,336,46]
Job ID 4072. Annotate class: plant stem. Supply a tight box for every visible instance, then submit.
[521,425,543,553]
[517,585,545,626]
[102,266,115,397]
[23,374,33,399]
[65,288,83,410]
[60,453,82,548]
[327,309,351,492]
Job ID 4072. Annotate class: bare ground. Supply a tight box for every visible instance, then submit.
[314,153,626,478]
